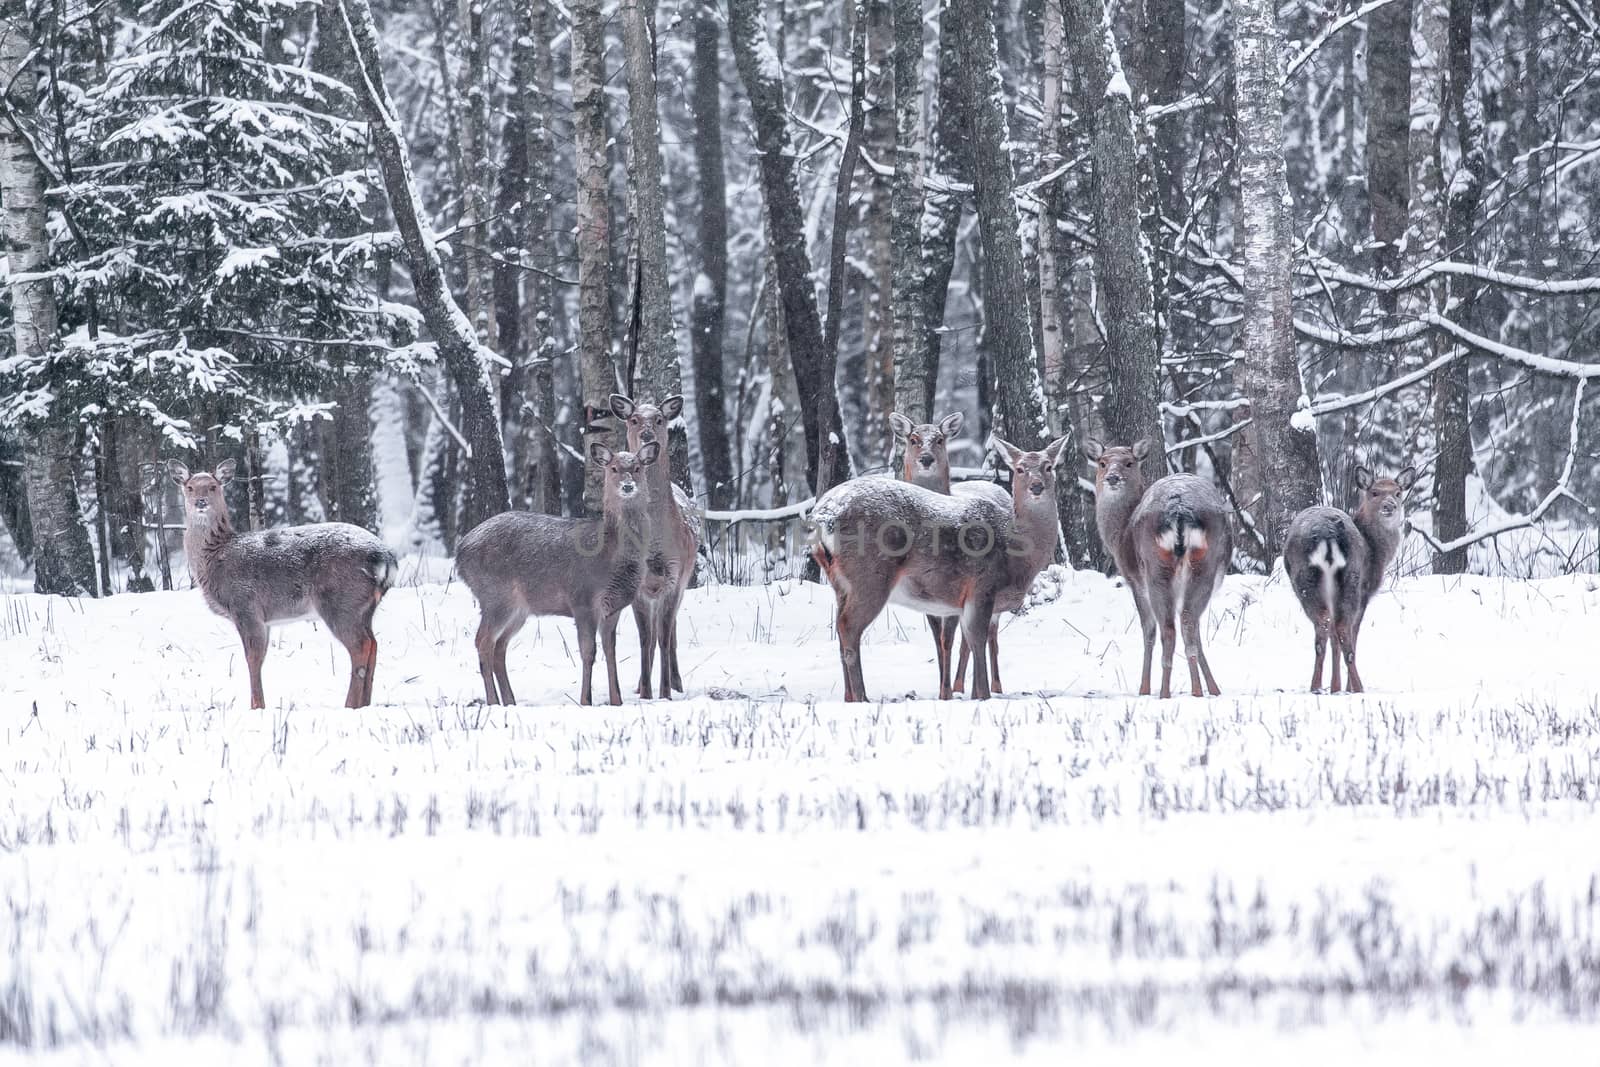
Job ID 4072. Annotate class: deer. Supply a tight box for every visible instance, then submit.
[888,410,1009,699]
[810,434,1069,702]
[455,442,659,707]
[168,459,398,710]
[1083,439,1232,699]
[1283,465,1415,693]
[611,394,699,700]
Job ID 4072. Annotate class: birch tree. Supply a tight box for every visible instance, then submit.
[1232,0,1323,551]
[691,0,733,509]
[888,0,927,427]
[0,0,98,595]
[573,0,617,514]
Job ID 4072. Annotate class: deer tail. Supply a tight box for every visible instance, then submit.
[1306,537,1348,617]
[370,547,399,594]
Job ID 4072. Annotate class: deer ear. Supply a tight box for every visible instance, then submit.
[888,412,914,439]
[989,435,1025,469]
[589,442,613,465]
[214,459,237,484]
[660,395,684,420]
[609,394,634,420]
[636,441,661,466]
[1132,439,1152,461]
[167,459,191,486]
[938,412,964,438]
[1355,465,1374,490]
[1081,437,1104,462]
[1043,434,1071,467]
[1396,466,1417,490]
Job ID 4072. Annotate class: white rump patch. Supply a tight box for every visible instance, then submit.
[1307,539,1347,615]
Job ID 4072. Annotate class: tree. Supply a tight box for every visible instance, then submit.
[1060,0,1164,470]
[919,0,965,402]
[691,1,734,509]
[728,0,851,497]
[1232,0,1323,551]
[888,0,927,427]
[950,0,1050,447]
[336,0,510,531]
[0,0,98,595]
[621,0,691,491]
[572,0,618,514]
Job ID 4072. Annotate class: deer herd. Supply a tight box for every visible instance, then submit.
[165,396,1416,710]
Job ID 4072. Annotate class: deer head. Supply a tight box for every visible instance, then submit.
[1353,465,1416,531]
[1083,438,1151,499]
[992,434,1070,511]
[590,441,659,507]
[610,394,683,453]
[890,411,964,485]
[169,459,236,526]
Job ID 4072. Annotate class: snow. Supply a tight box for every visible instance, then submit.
[1104,70,1131,100]
[4,566,1600,1061]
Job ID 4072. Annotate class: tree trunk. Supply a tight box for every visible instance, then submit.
[729,0,852,497]
[1,6,98,596]
[1037,0,1093,565]
[321,375,377,528]
[459,0,497,353]
[1366,0,1413,306]
[691,1,734,509]
[919,0,965,412]
[1232,0,1323,553]
[336,0,510,531]
[889,0,927,433]
[948,0,1047,448]
[825,0,868,471]
[0,434,33,564]
[1431,0,1482,574]
[1061,0,1165,472]
[573,0,618,514]
[621,0,691,492]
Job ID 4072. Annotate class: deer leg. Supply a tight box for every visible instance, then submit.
[1310,612,1329,692]
[633,602,656,699]
[236,616,269,710]
[1180,572,1221,697]
[601,611,624,706]
[668,620,685,693]
[1337,617,1364,693]
[926,615,951,700]
[491,616,526,706]
[1144,578,1179,699]
[962,594,996,701]
[954,628,971,696]
[836,581,892,703]
[988,621,1002,694]
[575,610,599,706]
[656,592,681,701]
[1129,584,1157,697]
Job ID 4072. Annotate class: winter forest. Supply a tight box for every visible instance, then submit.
[1,0,1597,591]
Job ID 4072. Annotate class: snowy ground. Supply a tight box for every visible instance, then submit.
[3,563,1600,1063]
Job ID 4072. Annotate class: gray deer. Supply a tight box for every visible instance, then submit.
[1283,466,1415,693]
[169,459,397,709]
[455,442,658,707]
[611,394,699,699]
[810,435,1068,702]
[889,410,1008,698]
[1084,439,1232,698]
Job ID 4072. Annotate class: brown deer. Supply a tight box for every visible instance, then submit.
[611,394,699,699]
[455,442,658,706]
[1284,466,1415,693]
[889,410,1007,698]
[810,434,1069,702]
[1083,439,1231,699]
[169,459,397,709]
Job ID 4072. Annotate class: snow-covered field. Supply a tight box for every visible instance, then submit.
[3,564,1599,1064]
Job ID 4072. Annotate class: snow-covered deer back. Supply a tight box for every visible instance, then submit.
[811,433,1069,702]
[1284,465,1416,692]
[1084,438,1232,699]
[169,459,397,709]
[454,442,658,707]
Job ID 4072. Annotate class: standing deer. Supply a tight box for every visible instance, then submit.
[455,442,658,706]
[810,435,1068,702]
[1283,466,1415,693]
[611,394,699,699]
[889,410,1008,698]
[169,459,397,709]
[1084,439,1232,699]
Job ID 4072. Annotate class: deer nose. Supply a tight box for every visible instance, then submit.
[918,455,934,467]
[639,429,657,444]
[1105,474,1123,488]
[620,481,637,496]
[1029,482,1045,496]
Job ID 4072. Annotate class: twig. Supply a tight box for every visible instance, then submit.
[414,382,473,458]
